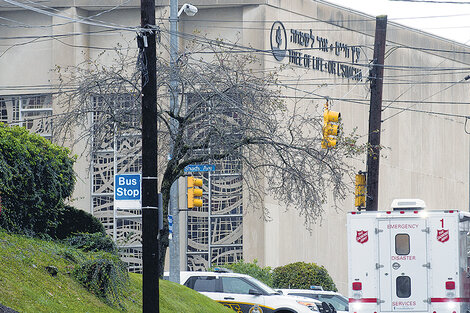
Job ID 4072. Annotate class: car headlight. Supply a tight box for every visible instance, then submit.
[297,301,319,311]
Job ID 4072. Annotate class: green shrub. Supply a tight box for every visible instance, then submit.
[218,259,274,287]
[272,262,337,291]
[65,232,117,254]
[54,205,105,239]
[0,125,76,235]
[73,254,129,307]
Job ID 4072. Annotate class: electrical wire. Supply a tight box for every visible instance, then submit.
[152,24,468,109]
[2,6,470,64]
[21,0,141,31]
[158,12,470,24]
[382,77,469,122]
[175,41,470,107]
[380,32,470,123]
[2,3,470,126]
[1,0,142,32]
[0,29,122,41]
[164,31,470,129]
[159,28,470,74]
[0,36,41,58]
[0,23,468,91]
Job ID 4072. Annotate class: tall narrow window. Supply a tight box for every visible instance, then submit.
[0,98,7,123]
[395,234,410,255]
[396,276,411,298]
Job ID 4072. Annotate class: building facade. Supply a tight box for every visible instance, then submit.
[1,0,470,293]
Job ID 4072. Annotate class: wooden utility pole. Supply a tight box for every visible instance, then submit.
[140,0,159,311]
[366,15,387,211]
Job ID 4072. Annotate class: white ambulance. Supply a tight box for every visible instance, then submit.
[347,199,470,313]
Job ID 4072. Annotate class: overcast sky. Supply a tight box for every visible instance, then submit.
[324,0,470,44]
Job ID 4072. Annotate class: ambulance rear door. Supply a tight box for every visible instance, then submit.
[377,217,428,312]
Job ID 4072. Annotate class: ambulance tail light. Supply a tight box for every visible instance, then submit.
[352,282,362,290]
[352,282,363,300]
[446,280,456,298]
[446,281,455,290]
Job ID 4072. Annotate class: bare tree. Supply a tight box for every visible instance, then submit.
[55,38,364,274]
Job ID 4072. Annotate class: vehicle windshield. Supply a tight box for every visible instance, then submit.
[244,276,279,295]
[316,295,348,311]
[287,293,348,311]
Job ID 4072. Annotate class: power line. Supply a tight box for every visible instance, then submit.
[19,0,137,30]
[159,28,470,73]
[4,24,470,74]
[1,0,141,32]
[3,12,470,34]
[51,36,137,51]
[158,12,470,23]
[178,46,470,108]
[382,77,469,122]
[0,29,121,40]
[2,8,469,126]
[0,24,467,91]
[387,44,470,56]
[2,8,470,62]
[157,26,468,117]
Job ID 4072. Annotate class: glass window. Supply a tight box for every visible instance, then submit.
[396,276,411,298]
[288,294,349,311]
[466,232,470,270]
[244,276,277,295]
[395,234,410,255]
[222,277,259,294]
[0,98,7,123]
[316,295,349,311]
[186,276,218,292]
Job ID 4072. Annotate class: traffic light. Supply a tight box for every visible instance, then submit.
[187,176,203,208]
[355,172,366,209]
[322,108,341,149]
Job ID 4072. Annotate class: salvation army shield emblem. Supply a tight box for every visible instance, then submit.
[437,229,449,243]
[356,230,368,244]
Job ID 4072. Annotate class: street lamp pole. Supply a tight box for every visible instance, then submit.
[168,1,198,284]
[168,0,180,285]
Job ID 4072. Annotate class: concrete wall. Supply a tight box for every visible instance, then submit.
[2,0,470,295]
[240,0,470,294]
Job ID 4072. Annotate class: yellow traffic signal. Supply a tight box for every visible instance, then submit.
[355,172,366,209]
[322,109,341,149]
[187,176,203,208]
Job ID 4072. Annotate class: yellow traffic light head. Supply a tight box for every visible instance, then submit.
[323,124,339,136]
[187,177,203,188]
[193,188,203,197]
[187,176,203,208]
[321,137,337,149]
[355,173,366,208]
[322,109,341,149]
[324,110,341,123]
[192,199,203,207]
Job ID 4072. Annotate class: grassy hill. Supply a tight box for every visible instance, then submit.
[0,231,233,313]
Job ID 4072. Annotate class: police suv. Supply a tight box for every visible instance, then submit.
[178,270,323,313]
[276,288,348,313]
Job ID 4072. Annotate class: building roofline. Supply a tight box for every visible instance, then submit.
[1,0,469,63]
[316,0,470,50]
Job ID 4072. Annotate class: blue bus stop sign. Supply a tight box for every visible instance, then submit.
[115,174,141,201]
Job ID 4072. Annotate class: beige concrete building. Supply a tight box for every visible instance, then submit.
[1,0,470,294]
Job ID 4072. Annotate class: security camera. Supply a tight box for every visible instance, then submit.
[182,3,198,16]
